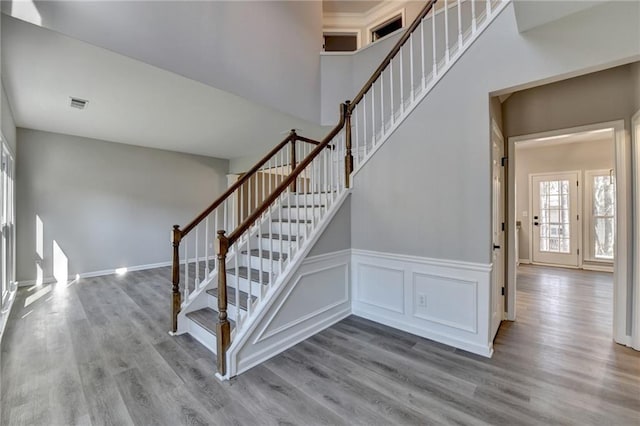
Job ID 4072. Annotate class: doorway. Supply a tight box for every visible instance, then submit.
[506,121,630,346]
[530,171,580,267]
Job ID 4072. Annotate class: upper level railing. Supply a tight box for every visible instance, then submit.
[172,0,507,377]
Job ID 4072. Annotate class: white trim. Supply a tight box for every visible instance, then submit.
[507,120,630,346]
[352,308,493,357]
[323,28,362,50]
[320,27,404,57]
[528,170,582,267]
[226,190,352,377]
[351,248,493,273]
[582,263,614,273]
[632,108,640,351]
[17,260,174,286]
[256,262,350,342]
[584,169,616,264]
[366,8,406,45]
[518,258,531,265]
[352,249,493,358]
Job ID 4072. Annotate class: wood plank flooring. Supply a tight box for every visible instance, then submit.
[1,264,638,425]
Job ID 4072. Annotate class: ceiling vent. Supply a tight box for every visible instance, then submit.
[70,97,89,110]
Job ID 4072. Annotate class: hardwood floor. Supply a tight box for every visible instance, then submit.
[1,264,638,425]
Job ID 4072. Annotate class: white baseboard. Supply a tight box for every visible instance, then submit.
[352,307,493,357]
[581,263,614,273]
[17,260,174,286]
[351,248,493,358]
[518,258,531,265]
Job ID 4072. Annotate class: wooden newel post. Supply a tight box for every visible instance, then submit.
[289,129,297,193]
[344,101,354,188]
[215,230,231,376]
[171,225,182,333]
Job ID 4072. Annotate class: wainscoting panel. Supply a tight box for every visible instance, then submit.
[232,250,351,375]
[352,249,493,357]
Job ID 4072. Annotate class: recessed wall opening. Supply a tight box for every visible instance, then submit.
[323,32,359,52]
[371,14,403,42]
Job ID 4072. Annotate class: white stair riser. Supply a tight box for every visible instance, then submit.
[276,207,325,221]
[225,273,268,296]
[186,319,217,354]
[264,222,310,236]
[257,236,299,252]
[241,253,281,273]
[287,193,330,205]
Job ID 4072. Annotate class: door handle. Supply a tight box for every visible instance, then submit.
[534,222,539,226]
[493,244,501,250]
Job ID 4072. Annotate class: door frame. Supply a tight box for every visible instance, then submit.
[632,109,640,351]
[506,120,630,346]
[490,119,505,339]
[528,170,582,268]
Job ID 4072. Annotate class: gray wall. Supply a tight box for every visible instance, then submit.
[1,83,15,153]
[350,1,639,264]
[515,139,614,261]
[309,196,351,256]
[16,128,229,281]
[5,1,323,124]
[633,62,640,112]
[502,64,638,138]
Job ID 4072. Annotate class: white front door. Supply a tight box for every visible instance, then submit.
[531,172,580,267]
[491,122,504,339]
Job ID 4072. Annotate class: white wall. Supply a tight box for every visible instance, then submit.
[515,139,614,261]
[4,1,323,124]
[351,1,639,264]
[16,128,229,282]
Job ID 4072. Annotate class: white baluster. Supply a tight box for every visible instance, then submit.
[399,48,404,113]
[287,185,292,263]
[354,104,360,166]
[444,0,450,62]
[390,58,395,124]
[409,33,415,102]
[380,73,385,137]
[246,230,252,317]
[370,86,375,153]
[234,241,240,328]
[184,236,189,301]
[457,0,463,49]
[205,216,210,277]
[195,224,199,289]
[362,96,367,163]
[432,5,437,77]
[472,0,477,32]
[421,18,426,89]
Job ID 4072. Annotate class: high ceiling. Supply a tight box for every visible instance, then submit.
[323,1,383,14]
[1,16,327,160]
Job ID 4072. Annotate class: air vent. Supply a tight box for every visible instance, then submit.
[70,97,88,110]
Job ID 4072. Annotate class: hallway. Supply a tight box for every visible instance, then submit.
[0,265,638,425]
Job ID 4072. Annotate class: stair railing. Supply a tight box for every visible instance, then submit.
[348,0,505,172]
[171,130,325,333]
[172,0,508,377]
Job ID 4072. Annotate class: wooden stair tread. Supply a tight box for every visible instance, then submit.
[207,287,256,310]
[282,205,324,208]
[261,233,297,241]
[186,307,235,335]
[241,249,287,261]
[228,266,270,284]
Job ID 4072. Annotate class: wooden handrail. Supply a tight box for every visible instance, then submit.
[180,131,295,236]
[227,103,348,245]
[348,0,437,111]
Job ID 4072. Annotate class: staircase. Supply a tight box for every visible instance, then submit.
[169,0,508,380]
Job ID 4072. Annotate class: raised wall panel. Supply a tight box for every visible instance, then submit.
[356,263,405,314]
[412,272,477,333]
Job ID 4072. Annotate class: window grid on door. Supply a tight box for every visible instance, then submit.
[592,175,615,260]
[539,180,571,254]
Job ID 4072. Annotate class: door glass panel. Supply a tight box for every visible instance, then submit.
[592,175,615,260]
[539,179,571,254]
